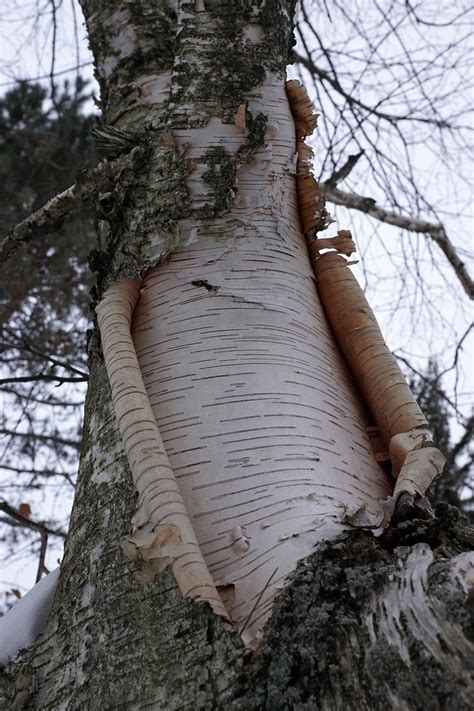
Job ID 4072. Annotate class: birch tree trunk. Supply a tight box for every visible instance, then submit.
[2,1,473,708]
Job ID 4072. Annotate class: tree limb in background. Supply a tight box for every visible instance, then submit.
[394,353,466,424]
[0,500,66,582]
[294,52,451,129]
[0,153,136,264]
[323,183,473,299]
[0,501,67,540]
[1,464,75,487]
[0,374,87,385]
[0,429,80,449]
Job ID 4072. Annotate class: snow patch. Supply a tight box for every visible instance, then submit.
[0,568,60,666]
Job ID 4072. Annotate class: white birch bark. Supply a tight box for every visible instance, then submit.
[91,1,392,648]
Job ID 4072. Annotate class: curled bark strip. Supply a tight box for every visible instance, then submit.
[314,252,427,442]
[96,279,228,619]
[285,80,329,237]
[307,229,356,262]
[285,79,444,504]
[313,251,445,496]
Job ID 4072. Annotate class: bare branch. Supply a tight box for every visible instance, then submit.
[294,51,452,129]
[0,154,135,264]
[0,374,87,385]
[1,464,75,486]
[0,500,66,540]
[445,415,474,470]
[1,330,88,379]
[393,353,467,423]
[324,151,365,187]
[0,388,83,407]
[323,184,474,299]
[0,429,81,449]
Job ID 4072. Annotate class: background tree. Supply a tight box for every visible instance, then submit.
[0,79,94,598]
[409,360,473,515]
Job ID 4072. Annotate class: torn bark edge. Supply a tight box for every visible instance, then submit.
[285,80,331,238]
[96,279,229,622]
[285,78,445,521]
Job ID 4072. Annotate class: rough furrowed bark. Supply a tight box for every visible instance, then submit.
[2,503,473,709]
[231,505,474,711]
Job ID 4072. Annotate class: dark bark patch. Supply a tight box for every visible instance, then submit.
[231,507,474,710]
[191,280,220,293]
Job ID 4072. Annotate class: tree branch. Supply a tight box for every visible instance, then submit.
[0,429,80,448]
[323,184,473,299]
[1,331,88,379]
[1,464,75,486]
[294,51,452,128]
[0,374,87,385]
[0,154,134,263]
[324,151,365,187]
[393,353,466,422]
[445,415,474,470]
[0,500,66,540]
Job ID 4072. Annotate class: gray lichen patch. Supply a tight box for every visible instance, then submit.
[81,0,292,295]
[191,109,269,219]
[82,0,177,127]
[88,135,191,296]
[200,147,236,217]
[236,111,268,164]
[170,0,297,127]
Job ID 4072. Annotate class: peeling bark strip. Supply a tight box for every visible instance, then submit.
[96,280,228,619]
[285,79,330,237]
[284,79,445,504]
[313,251,445,497]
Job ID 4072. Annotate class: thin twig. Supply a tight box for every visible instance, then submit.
[0,500,67,539]
[0,374,87,385]
[323,184,473,299]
